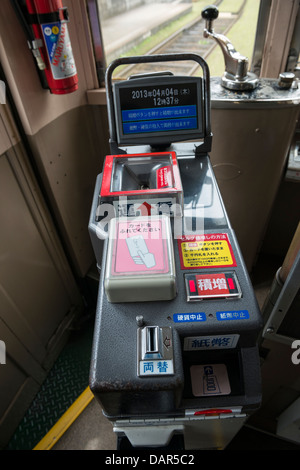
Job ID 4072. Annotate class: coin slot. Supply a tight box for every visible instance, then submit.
[147,326,159,355]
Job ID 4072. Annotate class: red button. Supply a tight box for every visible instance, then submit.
[189,280,196,293]
[227,277,235,290]
[194,409,232,416]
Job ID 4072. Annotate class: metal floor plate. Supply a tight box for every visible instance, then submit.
[6,318,94,450]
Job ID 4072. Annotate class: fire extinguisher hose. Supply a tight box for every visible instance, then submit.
[10,0,48,85]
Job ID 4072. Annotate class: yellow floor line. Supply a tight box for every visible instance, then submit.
[33,386,94,450]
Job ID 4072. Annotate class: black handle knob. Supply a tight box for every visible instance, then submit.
[201,5,219,21]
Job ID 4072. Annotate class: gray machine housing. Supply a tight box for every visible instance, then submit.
[89,54,263,448]
[90,152,262,417]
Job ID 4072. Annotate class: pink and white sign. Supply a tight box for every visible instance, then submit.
[111,218,170,275]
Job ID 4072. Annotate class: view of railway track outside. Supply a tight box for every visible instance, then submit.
[99,0,261,78]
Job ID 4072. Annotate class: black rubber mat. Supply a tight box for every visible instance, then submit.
[5,316,95,450]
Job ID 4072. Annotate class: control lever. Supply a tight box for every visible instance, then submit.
[201,5,258,90]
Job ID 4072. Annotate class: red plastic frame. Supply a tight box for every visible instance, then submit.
[100,151,182,197]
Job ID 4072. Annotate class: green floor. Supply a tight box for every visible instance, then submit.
[6,316,95,450]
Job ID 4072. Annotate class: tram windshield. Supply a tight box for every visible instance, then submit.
[91,0,261,80]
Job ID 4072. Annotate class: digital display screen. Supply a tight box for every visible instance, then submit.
[113,77,203,145]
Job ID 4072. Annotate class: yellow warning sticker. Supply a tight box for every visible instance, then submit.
[178,234,236,269]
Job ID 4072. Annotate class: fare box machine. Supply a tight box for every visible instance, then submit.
[89,53,263,450]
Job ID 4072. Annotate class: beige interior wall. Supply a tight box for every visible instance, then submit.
[210,105,299,270]
[0,0,110,277]
[0,97,84,449]
[0,0,97,134]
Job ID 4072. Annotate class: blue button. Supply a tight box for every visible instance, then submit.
[216,310,249,321]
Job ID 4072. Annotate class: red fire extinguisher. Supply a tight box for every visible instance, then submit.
[24,0,78,94]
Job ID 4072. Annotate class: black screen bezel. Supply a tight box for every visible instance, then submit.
[113,76,204,146]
